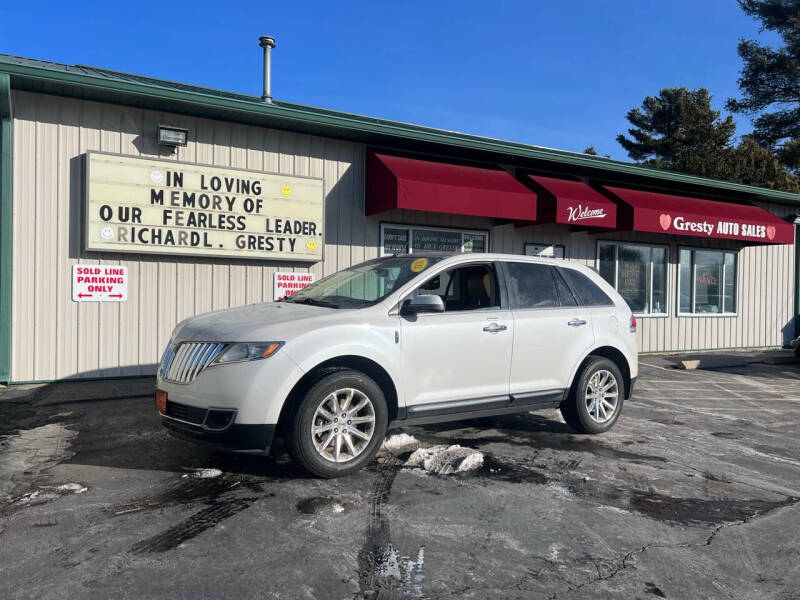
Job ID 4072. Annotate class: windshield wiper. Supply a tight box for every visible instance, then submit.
[291,297,340,309]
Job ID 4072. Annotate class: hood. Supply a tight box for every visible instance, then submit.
[173,301,338,343]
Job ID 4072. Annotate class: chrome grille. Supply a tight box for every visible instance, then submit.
[160,342,225,384]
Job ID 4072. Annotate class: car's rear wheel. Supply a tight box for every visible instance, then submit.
[287,369,388,478]
[560,357,624,434]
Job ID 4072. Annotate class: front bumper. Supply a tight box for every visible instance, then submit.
[161,414,275,454]
[156,349,304,424]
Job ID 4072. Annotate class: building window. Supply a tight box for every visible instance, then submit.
[597,241,668,315]
[380,224,489,256]
[678,248,737,315]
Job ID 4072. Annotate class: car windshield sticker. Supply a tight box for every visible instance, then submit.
[410,258,428,272]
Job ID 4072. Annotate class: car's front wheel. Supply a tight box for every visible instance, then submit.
[287,369,388,478]
[560,357,624,434]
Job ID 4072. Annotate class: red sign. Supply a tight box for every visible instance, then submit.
[605,186,795,244]
[528,176,617,229]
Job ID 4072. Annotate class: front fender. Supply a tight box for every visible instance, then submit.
[276,322,403,416]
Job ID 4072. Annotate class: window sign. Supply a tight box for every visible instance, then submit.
[463,233,487,253]
[597,241,668,315]
[379,224,489,256]
[524,243,565,258]
[678,248,738,315]
[412,229,462,252]
[382,227,409,254]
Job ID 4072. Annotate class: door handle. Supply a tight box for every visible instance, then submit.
[568,319,587,327]
[483,323,508,333]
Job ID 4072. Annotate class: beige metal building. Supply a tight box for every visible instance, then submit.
[0,54,798,383]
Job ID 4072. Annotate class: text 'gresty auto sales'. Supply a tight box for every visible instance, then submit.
[85,152,325,261]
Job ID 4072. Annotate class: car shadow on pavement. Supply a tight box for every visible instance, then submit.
[0,376,312,479]
[3,375,581,480]
[417,411,574,436]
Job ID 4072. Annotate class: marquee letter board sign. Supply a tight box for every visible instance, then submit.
[85,152,324,261]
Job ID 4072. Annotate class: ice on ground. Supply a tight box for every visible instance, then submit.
[406,445,484,475]
[182,468,223,479]
[383,433,419,452]
[0,423,76,499]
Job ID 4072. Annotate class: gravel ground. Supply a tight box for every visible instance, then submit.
[1,359,799,599]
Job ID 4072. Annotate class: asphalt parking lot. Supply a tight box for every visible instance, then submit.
[1,359,800,599]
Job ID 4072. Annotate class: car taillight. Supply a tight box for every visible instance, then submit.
[629,315,637,333]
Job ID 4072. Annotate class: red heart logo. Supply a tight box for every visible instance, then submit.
[659,214,671,231]
[766,225,776,240]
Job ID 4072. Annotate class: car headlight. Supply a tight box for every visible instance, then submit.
[212,342,283,365]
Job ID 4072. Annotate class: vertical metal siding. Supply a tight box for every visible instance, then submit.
[10,90,798,380]
[10,91,366,381]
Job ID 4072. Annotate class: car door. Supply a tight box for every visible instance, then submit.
[503,261,595,402]
[399,261,513,412]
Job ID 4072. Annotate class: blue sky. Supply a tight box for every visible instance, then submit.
[0,1,779,160]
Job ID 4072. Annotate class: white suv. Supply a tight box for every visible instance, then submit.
[156,253,638,477]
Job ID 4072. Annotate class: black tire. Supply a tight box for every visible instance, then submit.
[560,357,625,434]
[286,369,388,478]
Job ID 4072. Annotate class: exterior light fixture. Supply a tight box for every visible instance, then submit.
[157,125,188,147]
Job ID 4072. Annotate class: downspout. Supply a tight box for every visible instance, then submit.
[0,73,12,382]
[795,221,800,338]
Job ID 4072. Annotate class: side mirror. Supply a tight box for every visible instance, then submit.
[402,294,445,314]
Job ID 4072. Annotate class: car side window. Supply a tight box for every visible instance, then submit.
[559,267,615,307]
[553,269,578,306]
[504,262,560,309]
[415,264,500,311]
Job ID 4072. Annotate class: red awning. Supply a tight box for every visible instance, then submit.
[528,175,617,228]
[604,186,795,244]
[366,153,538,222]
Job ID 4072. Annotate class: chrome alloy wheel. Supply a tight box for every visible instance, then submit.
[311,388,376,463]
[585,369,619,423]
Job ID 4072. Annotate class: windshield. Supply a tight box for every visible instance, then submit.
[286,256,443,309]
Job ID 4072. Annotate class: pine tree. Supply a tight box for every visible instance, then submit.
[727,0,800,173]
[618,87,799,191]
[616,87,736,178]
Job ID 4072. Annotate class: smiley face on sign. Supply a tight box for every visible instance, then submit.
[281,185,292,196]
[306,240,318,252]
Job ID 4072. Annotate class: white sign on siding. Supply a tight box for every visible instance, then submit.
[274,271,315,300]
[85,152,324,262]
[72,264,128,302]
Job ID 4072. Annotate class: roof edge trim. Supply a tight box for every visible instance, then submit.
[2,56,800,205]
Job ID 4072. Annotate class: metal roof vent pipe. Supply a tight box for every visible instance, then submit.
[259,35,276,103]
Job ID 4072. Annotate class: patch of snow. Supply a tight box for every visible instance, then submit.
[331,503,345,513]
[598,505,632,516]
[51,483,87,494]
[182,468,223,479]
[406,445,484,475]
[547,544,561,562]
[13,482,87,507]
[383,433,419,452]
